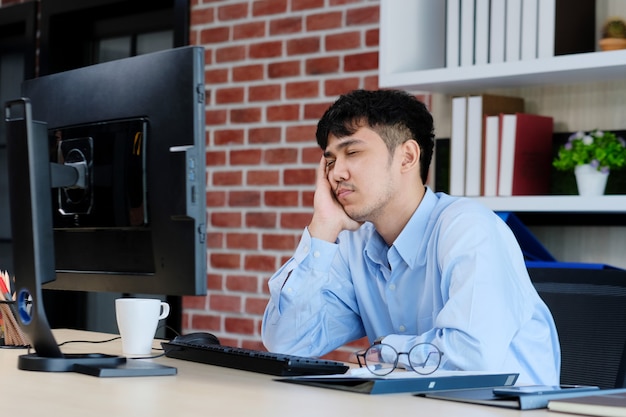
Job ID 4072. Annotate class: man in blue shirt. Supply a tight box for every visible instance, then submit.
[261,89,560,385]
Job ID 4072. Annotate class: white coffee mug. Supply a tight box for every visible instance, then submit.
[115,298,170,356]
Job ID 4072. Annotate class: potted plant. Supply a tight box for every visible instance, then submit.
[599,17,626,51]
[553,130,626,195]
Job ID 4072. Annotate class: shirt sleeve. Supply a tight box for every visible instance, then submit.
[261,228,364,357]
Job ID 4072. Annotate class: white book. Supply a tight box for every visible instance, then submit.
[446,0,461,68]
[498,113,517,196]
[521,0,538,60]
[482,115,500,196]
[537,0,556,58]
[450,96,467,196]
[505,0,522,62]
[460,0,475,66]
[489,0,506,63]
[465,95,484,196]
[474,0,490,66]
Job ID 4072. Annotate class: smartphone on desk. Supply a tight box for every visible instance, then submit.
[493,384,599,396]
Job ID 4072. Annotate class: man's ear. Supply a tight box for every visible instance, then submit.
[400,140,420,172]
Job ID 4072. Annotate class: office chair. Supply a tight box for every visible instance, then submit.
[529,267,626,389]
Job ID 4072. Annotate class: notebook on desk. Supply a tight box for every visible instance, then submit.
[277,370,518,395]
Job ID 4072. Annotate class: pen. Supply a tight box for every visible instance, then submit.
[0,271,12,301]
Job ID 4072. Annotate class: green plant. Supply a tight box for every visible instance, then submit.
[553,130,626,173]
[602,17,626,39]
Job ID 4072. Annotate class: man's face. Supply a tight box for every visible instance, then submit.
[323,126,401,223]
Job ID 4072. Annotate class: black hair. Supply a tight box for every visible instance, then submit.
[315,89,435,183]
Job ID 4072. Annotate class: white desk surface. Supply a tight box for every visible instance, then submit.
[0,329,572,417]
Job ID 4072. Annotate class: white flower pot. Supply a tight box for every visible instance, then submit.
[574,164,609,196]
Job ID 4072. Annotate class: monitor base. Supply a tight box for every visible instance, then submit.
[18,352,125,372]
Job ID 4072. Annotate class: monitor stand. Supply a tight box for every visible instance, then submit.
[5,99,175,377]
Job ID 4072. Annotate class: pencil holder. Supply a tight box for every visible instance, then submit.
[0,301,29,347]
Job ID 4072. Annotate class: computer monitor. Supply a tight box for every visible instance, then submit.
[4,46,207,373]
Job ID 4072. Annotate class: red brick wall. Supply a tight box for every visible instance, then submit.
[187,0,386,361]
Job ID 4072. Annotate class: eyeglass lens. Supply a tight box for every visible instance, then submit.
[363,343,442,376]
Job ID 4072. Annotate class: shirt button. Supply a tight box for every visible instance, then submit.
[303,245,310,253]
[398,325,406,332]
[389,284,396,291]
[313,251,321,258]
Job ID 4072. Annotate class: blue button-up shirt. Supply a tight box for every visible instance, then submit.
[262,188,560,385]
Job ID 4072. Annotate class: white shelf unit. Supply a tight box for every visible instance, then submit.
[379,0,626,213]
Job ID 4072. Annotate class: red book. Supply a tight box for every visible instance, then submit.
[497,113,554,196]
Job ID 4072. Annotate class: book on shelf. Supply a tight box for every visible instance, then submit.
[459,0,475,66]
[449,95,467,196]
[464,94,525,196]
[489,0,506,63]
[505,0,522,62]
[497,113,554,196]
[520,0,538,60]
[473,0,490,66]
[548,390,626,417]
[445,0,460,68]
[537,0,556,58]
[554,0,596,56]
[482,115,501,197]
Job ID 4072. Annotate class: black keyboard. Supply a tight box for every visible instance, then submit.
[161,340,350,376]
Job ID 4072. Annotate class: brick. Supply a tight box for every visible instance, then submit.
[215,45,246,62]
[210,293,242,312]
[365,27,379,47]
[207,232,224,249]
[216,87,244,104]
[226,274,260,292]
[217,2,248,21]
[245,297,270,315]
[247,170,280,185]
[206,150,227,166]
[280,212,312,229]
[200,26,230,44]
[307,11,342,31]
[285,81,319,98]
[206,109,228,125]
[293,0,325,11]
[233,21,266,40]
[304,102,332,120]
[346,5,379,25]
[229,191,261,207]
[232,64,264,82]
[211,211,242,227]
[207,273,224,291]
[286,124,317,143]
[190,314,221,331]
[268,61,301,78]
[270,17,302,36]
[210,253,241,269]
[225,317,255,334]
[230,107,262,123]
[344,51,378,72]
[249,127,281,144]
[231,148,262,165]
[248,84,281,102]
[244,254,277,272]
[190,7,214,25]
[325,31,360,51]
[305,56,340,75]
[182,294,208,309]
[264,148,298,164]
[226,233,259,250]
[363,74,379,90]
[246,212,277,228]
[206,191,226,207]
[214,129,245,146]
[302,146,323,163]
[324,77,360,96]
[286,36,320,55]
[213,170,243,186]
[265,190,299,206]
[302,190,315,207]
[283,167,315,185]
[205,68,229,84]
[266,104,300,121]
[262,233,297,250]
[252,0,288,16]
[249,41,282,59]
